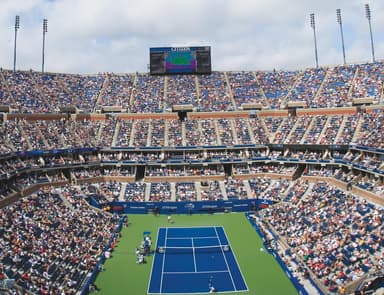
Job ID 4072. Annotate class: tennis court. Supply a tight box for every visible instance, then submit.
[148,226,248,294]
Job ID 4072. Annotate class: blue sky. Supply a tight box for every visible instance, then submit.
[0,0,383,74]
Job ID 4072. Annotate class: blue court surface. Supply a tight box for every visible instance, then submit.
[148,226,248,294]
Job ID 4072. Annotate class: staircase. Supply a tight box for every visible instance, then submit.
[351,113,364,143]
[347,66,359,99]
[195,181,202,201]
[252,71,270,108]
[223,72,237,109]
[111,120,121,147]
[147,120,153,146]
[316,116,331,144]
[94,75,109,109]
[285,118,300,143]
[164,121,169,146]
[312,67,330,103]
[334,115,347,143]
[219,181,228,200]
[300,117,315,144]
[170,182,176,201]
[119,183,127,201]
[292,164,306,180]
[144,182,151,201]
[229,119,238,144]
[243,180,253,198]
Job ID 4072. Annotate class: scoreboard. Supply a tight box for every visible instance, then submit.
[150,46,211,75]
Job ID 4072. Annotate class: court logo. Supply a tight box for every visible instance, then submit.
[184,203,195,210]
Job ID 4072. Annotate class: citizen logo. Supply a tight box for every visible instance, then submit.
[171,47,191,52]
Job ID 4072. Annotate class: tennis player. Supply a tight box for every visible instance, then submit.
[208,277,216,293]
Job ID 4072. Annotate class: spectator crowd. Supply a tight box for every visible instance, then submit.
[1,60,384,295]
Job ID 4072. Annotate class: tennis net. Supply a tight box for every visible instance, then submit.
[157,244,230,254]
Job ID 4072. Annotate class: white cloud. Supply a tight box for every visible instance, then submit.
[0,0,383,74]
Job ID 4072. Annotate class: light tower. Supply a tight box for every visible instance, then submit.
[336,8,346,65]
[42,19,48,72]
[310,13,319,68]
[13,15,20,72]
[365,4,375,62]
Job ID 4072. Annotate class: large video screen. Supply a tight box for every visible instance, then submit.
[165,49,197,73]
[150,46,211,75]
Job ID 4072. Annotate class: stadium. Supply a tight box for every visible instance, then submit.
[1,4,384,295]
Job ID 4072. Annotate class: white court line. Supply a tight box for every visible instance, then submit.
[221,227,249,292]
[192,238,197,272]
[147,227,160,294]
[214,226,236,291]
[159,227,168,293]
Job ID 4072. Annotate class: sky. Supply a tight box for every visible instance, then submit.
[0,0,383,74]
